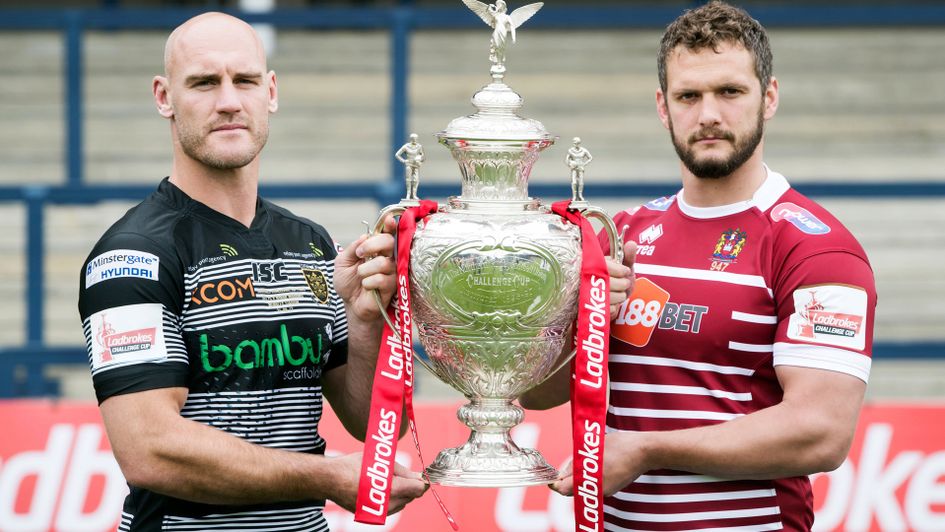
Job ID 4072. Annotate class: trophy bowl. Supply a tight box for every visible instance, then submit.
[410,184,582,487]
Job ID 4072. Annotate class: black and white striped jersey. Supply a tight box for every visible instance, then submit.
[78,177,347,531]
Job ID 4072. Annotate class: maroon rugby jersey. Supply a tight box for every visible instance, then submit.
[600,167,876,531]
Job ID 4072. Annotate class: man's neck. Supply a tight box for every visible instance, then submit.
[169,157,260,227]
[679,153,767,208]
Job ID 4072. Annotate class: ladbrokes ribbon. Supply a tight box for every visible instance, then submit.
[355,201,457,529]
[552,200,611,532]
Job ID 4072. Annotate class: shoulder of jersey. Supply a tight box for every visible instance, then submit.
[92,196,184,253]
[766,190,837,237]
[765,189,871,263]
[613,195,676,224]
[264,198,331,235]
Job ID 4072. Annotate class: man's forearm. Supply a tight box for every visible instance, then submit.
[145,421,336,503]
[622,369,865,482]
[101,391,343,506]
[637,401,845,480]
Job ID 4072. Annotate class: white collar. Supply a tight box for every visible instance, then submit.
[676,165,790,219]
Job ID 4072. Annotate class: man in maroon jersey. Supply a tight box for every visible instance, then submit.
[522,1,876,529]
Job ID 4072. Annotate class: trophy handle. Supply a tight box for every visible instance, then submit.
[581,205,625,265]
[369,203,406,333]
[534,205,624,387]
[368,204,441,377]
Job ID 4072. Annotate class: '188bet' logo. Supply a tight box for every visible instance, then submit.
[611,278,670,347]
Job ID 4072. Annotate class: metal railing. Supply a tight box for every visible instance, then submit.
[1,4,944,396]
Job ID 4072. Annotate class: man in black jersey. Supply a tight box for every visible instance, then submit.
[78,12,426,531]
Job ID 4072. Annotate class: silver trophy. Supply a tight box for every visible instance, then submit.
[372,1,622,487]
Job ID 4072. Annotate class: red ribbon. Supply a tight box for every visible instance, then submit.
[552,200,611,532]
[354,201,457,530]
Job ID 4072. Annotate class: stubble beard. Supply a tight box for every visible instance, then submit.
[669,106,765,180]
[177,119,269,171]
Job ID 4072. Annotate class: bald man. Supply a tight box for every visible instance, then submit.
[78,13,426,530]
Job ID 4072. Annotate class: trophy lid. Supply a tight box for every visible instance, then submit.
[439,1,551,142]
[439,81,554,142]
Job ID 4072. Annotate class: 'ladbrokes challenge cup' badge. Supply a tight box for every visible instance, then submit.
[302,267,329,303]
[88,303,166,372]
[788,285,868,350]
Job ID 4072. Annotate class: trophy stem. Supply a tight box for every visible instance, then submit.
[424,398,558,487]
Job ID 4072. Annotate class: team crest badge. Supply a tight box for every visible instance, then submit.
[302,268,329,303]
[712,228,747,264]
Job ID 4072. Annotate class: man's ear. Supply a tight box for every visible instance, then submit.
[763,76,779,120]
[656,88,670,130]
[153,76,173,118]
[267,71,278,113]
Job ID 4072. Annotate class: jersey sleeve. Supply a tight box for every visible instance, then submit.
[78,231,190,403]
[772,250,876,383]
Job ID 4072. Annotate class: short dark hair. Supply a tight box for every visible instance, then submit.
[657,0,773,93]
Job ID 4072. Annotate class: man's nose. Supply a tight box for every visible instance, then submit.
[697,94,722,127]
[215,80,242,114]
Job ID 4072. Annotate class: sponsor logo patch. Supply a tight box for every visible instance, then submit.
[199,323,328,373]
[637,224,663,257]
[643,196,675,212]
[771,202,831,235]
[89,303,166,371]
[252,261,307,311]
[788,285,868,350]
[639,224,663,245]
[612,278,710,347]
[253,261,289,284]
[85,249,159,287]
[219,243,239,257]
[188,254,227,273]
[611,278,671,347]
[190,276,255,307]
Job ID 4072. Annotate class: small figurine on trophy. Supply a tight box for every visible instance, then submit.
[394,133,425,205]
[566,137,593,207]
[462,0,543,73]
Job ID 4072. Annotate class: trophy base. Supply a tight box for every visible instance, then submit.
[424,436,558,487]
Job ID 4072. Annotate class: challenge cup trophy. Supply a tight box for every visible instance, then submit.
[368,1,622,489]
